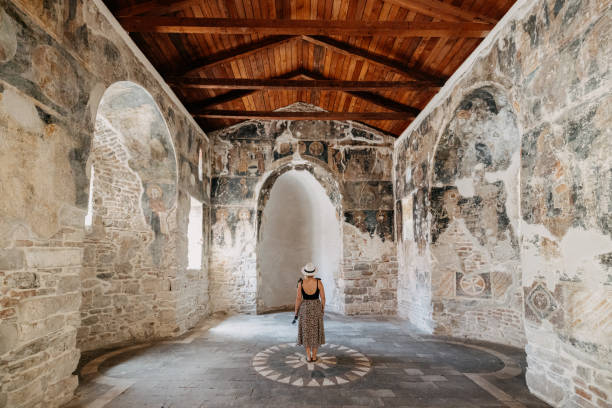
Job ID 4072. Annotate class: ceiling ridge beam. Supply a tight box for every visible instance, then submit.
[194,110,415,120]
[383,0,497,24]
[301,35,444,82]
[172,35,297,77]
[167,77,444,90]
[119,17,493,38]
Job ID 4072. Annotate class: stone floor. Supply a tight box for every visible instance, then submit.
[66,312,550,408]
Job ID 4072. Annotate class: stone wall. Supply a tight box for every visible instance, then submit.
[393,0,611,406]
[210,104,397,316]
[0,0,210,406]
[78,83,183,351]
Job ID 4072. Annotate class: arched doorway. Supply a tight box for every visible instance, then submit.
[256,165,342,314]
[80,81,178,351]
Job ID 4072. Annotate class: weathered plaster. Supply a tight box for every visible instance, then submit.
[0,0,211,406]
[393,0,612,406]
[210,104,397,316]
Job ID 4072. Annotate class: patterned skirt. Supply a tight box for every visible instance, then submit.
[297,299,325,348]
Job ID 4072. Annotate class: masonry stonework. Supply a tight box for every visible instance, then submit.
[393,0,611,406]
[209,105,397,316]
[0,0,211,406]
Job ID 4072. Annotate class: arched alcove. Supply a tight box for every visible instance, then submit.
[256,166,342,314]
[80,81,178,351]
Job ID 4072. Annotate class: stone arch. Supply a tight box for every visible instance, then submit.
[80,81,178,351]
[426,83,523,345]
[255,160,343,314]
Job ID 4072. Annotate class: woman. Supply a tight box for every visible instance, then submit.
[293,263,326,362]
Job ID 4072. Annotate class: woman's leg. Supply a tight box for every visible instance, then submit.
[312,347,318,361]
[305,346,311,361]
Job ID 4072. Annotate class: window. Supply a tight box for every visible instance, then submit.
[187,196,203,269]
[84,165,95,229]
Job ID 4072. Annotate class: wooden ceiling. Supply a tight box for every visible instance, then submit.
[104,0,515,136]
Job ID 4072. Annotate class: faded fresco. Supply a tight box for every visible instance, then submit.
[430,87,521,340]
[393,0,612,406]
[97,82,178,265]
[210,105,397,316]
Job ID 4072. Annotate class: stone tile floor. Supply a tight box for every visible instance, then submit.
[66,312,550,407]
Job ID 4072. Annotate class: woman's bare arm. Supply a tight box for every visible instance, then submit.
[295,282,303,316]
[319,280,326,313]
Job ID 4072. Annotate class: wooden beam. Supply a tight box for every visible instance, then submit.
[343,91,421,116]
[383,0,497,24]
[175,36,296,77]
[185,70,422,116]
[194,110,415,120]
[301,35,443,82]
[116,0,198,17]
[168,77,444,90]
[184,70,307,111]
[119,17,493,37]
[186,90,257,111]
[297,72,421,115]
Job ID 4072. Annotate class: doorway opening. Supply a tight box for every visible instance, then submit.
[256,169,341,313]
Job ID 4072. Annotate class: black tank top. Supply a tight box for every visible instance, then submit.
[298,278,320,300]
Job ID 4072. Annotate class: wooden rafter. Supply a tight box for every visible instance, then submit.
[194,110,415,120]
[118,0,498,24]
[342,91,421,116]
[185,70,422,117]
[168,77,444,91]
[298,72,421,116]
[115,0,198,17]
[301,35,443,82]
[119,17,493,37]
[184,70,308,112]
[384,0,498,24]
[186,90,257,111]
[176,36,297,77]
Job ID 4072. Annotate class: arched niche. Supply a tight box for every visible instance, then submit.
[80,81,178,351]
[255,161,342,314]
[427,84,522,343]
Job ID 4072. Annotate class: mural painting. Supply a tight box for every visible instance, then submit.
[214,140,271,176]
[330,148,392,180]
[142,183,172,265]
[96,82,178,266]
[298,140,328,162]
[209,108,398,315]
[212,208,233,250]
[429,87,520,302]
[211,207,256,256]
[273,141,294,161]
[211,177,257,204]
[343,181,393,210]
[345,210,393,242]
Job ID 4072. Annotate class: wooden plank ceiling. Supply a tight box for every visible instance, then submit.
[103,0,515,137]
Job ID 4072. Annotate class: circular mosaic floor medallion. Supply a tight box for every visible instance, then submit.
[252,343,371,387]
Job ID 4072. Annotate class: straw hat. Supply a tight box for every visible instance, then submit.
[301,263,317,277]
